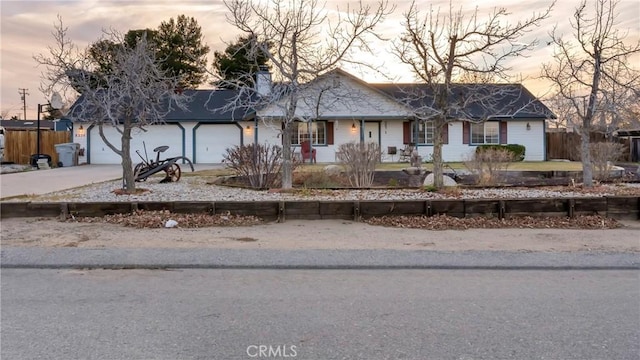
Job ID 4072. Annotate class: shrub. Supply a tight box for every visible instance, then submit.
[336,142,381,188]
[422,184,437,192]
[294,170,346,188]
[223,144,285,189]
[464,148,516,185]
[476,144,526,162]
[589,142,625,181]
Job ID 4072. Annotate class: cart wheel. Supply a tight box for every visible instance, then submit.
[165,163,182,182]
[134,163,147,182]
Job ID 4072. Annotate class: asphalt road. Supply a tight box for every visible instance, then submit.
[2,248,639,269]
[2,269,638,360]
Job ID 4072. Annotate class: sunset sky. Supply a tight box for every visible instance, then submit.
[1,0,638,120]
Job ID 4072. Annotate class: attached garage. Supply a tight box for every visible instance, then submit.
[194,123,243,163]
[88,124,184,164]
[68,89,254,165]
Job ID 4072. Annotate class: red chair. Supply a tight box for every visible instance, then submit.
[301,140,316,163]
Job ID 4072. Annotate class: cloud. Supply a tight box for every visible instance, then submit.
[1,0,638,119]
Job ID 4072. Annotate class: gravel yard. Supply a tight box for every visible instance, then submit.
[4,175,639,232]
[9,176,640,202]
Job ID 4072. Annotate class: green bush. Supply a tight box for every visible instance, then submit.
[422,184,437,192]
[476,144,525,162]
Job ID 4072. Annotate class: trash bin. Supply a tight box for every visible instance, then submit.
[54,143,80,167]
[30,154,52,168]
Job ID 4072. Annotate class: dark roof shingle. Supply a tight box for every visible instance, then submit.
[371,83,555,119]
[64,89,254,123]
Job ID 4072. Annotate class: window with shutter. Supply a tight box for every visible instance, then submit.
[291,121,327,145]
[470,122,499,145]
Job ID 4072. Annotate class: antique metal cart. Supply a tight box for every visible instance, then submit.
[133,144,194,183]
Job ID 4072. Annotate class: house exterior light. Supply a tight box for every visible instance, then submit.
[76,125,85,137]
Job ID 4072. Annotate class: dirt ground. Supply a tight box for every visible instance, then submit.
[1,217,639,253]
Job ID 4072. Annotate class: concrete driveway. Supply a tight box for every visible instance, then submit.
[0,164,222,199]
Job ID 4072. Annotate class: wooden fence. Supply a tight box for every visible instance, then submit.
[3,130,71,165]
[1,198,638,220]
[546,132,630,161]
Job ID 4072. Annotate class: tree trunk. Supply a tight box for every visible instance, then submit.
[581,125,593,186]
[432,120,444,189]
[121,126,135,192]
[582,51,602,188]
[281,122,293,189]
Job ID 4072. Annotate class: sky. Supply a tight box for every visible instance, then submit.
[1,0,638,120]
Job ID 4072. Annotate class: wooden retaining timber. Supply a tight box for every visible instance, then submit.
[1,197,638,221]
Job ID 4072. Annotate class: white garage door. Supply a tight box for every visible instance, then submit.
[89,124,184,164]
[195,124,242,163]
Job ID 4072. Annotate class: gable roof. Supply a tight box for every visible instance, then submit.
[63,89,254,123]
[319,69,416,112]
[164,89,254,121]
[372,83,555,120]
[258,68,554,120]
[62,69,554,123]
[256,68,414,118]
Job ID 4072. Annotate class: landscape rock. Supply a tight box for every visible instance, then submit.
[424,173,457,187]
[323,164,342,176]
[10,176,640,203]
[609,165,625,178]
[402,167,425,176]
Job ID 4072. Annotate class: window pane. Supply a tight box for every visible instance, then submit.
[292,121,327,145]
[485,122,499,144]
[315,122,326,145]
[412,121,434,144]
[425,121,434,144]
[416,122,425,144]
[471,123,484,144]
[291,123,302,145]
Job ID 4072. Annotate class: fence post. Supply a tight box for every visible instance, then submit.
[278,201,285,223]
[568,198,576,218]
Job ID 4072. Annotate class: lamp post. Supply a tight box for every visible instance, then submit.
[34,93,63,168]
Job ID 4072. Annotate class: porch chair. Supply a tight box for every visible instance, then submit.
[301,140,317,163]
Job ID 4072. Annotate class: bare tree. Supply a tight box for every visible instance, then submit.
[35,17,189,192]
[541,0,640,186]
[544,92,580,130]
[597,60,640,132]
[392,1,553,189]
[0,109,12,120]
[219,0,392,189]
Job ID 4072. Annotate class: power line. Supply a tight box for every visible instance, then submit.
[18,88,29,120]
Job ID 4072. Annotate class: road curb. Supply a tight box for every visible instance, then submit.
[2,248,638,270]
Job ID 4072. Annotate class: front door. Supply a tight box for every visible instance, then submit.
[363,121,380,145]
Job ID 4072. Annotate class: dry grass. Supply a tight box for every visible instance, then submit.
[295,161,585,172]
[183,168,234,177]
[69,210,263,228]
[365,214,622,230]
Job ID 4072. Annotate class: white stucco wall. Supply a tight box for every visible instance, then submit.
[507,120,545,161]
[74,118,546,164]
[407,120,545,162]
[194,123,243,163]
[258,73,411,120]
[83,124,185,164]
[74,121,248,165]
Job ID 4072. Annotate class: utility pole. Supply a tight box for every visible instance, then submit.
[18,88,29,120]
